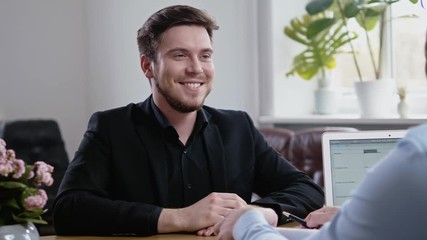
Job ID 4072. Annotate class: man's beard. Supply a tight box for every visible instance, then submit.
[155,81,209,113]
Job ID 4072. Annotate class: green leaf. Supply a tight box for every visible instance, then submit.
[293,52,322,80]
[0,181,27,189]
[4,198,20,209]
[356,14,380,30]
[331,31,358,49]
[324,56,337,69]
[384,0,401,4]
[307,18,335,39]
[284,12,356,80]
[290,18,307,36]
[343,1,359,18]
[12,213,47,225]
[284,26,309,45]
[296,65,319,80]
[306,0,334,15]
[17,208,44,218]
[28,218,47,224]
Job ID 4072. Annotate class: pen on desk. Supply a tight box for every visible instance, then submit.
[282,211,309,228]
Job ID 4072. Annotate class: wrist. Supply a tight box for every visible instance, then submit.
[158,208,187,233]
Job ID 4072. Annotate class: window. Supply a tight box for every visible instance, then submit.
[393,1,427,90]
[265,0,427,117]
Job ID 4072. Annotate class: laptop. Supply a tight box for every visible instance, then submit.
[322,130,407,206]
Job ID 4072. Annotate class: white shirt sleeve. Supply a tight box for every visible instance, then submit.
[233,210,287,240]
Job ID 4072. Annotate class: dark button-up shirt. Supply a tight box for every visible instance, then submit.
[150,99,211,207]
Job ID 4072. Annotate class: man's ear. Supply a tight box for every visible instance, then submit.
[140,55,154,79]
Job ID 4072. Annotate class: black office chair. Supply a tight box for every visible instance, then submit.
[0,119,69,236]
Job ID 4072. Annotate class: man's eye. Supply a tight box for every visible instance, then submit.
[200,54,212,61]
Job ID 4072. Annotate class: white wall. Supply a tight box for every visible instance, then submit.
[85,0,259,116]
[0,0,259,159]
[0,0,88,159]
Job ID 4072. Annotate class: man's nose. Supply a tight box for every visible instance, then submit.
[187,57,203,73]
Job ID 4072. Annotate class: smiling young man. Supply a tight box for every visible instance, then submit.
[52,5,324,237]
[140,24,214,145]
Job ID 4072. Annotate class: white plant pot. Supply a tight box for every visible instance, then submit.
[354,79,394,118]
[0,222,39,240]
[314,87,339,115]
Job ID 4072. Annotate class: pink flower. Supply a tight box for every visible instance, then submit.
[23,189,48,210]
[12,159,26,179]
[27,170,35,179]
[0,161,13,177]
[6,149,16,160]
[0,139,6,158]
[33,161,54,186]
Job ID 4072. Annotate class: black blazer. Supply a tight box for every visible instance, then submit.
[53,96,324,236]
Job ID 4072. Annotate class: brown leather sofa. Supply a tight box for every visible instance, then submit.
[260,127,357,188]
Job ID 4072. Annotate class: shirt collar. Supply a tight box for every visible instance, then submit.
[149,97,209,134]
[150,97,171,129]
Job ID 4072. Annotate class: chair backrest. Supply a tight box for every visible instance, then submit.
[0,119,69,235]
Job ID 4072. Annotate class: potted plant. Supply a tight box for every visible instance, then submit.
[284,13,356,114]
[0,138,54,240]
[304,0,419,117]
[284,13,357,82]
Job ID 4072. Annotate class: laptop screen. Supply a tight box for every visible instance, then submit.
[322,130,406,206]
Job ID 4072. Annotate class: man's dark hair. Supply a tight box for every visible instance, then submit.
[137,5,218,61]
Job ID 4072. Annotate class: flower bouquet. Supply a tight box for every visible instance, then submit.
[0,138,54,226]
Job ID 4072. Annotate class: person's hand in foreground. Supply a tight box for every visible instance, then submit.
[158,192,247,236]
[213,205,278,240]
[304,206,340,229]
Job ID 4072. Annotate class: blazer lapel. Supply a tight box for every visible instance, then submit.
[203,124,228,192]
[132,100,169,206]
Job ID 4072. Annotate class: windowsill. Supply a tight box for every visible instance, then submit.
[259,114,427,125]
